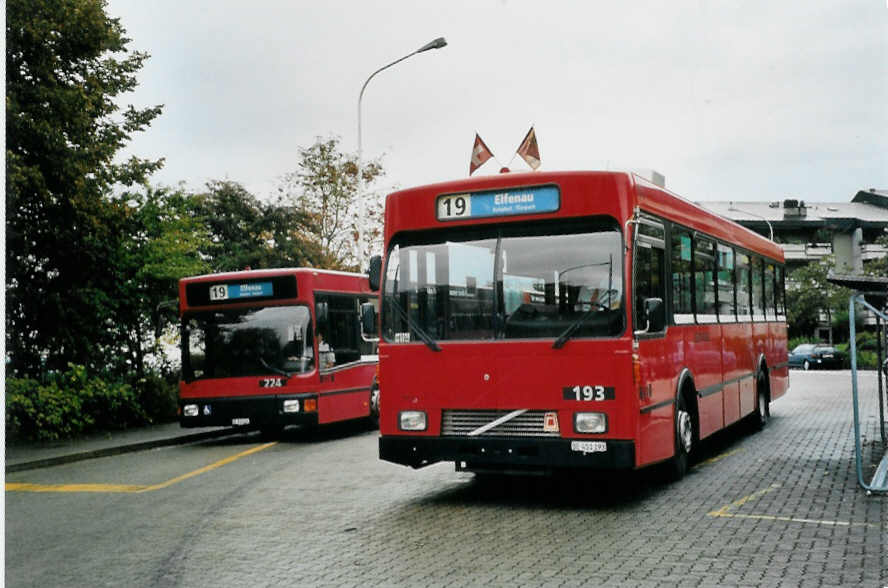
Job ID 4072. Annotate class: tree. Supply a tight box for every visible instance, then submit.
[278,136,385,270]
[193,180,328,272]
[786,256,852,341]
[6,0,163,377]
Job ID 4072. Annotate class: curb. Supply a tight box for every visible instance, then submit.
[5,427,237,474]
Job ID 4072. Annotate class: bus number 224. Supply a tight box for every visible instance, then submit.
[563,385,615,401]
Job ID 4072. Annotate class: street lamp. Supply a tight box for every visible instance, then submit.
[354,37,447,264]
[728,203,774,241]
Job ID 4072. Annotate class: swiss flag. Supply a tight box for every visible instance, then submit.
[469,133,494,175]
[516,126,541,170]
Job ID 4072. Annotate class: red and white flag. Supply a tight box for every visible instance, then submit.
[516,126,541,170]
[469,133,494,175]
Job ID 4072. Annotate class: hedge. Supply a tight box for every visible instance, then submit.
[6,364,178,441]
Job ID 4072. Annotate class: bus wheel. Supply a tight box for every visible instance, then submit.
[666,393,693,481]
[368,385,380,429]
[753,374,770,431]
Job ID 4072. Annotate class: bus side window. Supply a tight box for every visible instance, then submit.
[634,219,666,333]
[775,265,786,320]
[765,263,776,321]
[717,244,736,322]
[736,252,752,321]
[751,256,765,321]
[671,228,694,324]
[693,236,717,323]
[317,294,362,367]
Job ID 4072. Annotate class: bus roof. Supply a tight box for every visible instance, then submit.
[384,170,783,262]
[179,267,367,285]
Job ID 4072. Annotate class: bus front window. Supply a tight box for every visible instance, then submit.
[183,306,314,380]
[382,218,624,343]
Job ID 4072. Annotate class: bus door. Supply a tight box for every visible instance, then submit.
[315,292,378,423]
[633,217,674,466]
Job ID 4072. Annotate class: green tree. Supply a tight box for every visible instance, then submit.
[6,0,163,377]
[193,180,327,272]
[116,187,212,376]
[786,256,852,341]
[279,136,385,270]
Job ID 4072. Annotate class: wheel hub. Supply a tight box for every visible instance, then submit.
[677,409,693,453]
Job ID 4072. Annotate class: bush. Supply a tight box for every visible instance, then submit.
[137,370,179,425]
[6,364,151,441]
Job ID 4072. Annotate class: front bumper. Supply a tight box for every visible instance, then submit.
[179,394,318,429]
[379,435,635,471]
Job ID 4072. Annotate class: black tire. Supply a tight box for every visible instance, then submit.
[665,392,694,481]
[751,373,770,431]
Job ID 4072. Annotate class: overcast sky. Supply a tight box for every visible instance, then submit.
[107,0,887,204]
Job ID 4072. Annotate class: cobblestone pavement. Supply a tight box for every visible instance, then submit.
[5,371,886,587]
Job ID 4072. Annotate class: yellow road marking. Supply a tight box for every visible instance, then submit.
[5,442,277,494]
[694,448,743,468]
[708,483,782,516]
[708,483,876,529]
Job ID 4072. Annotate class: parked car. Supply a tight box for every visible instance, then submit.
[788,343,844,370]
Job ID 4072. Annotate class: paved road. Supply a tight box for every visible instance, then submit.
[5,371,886,587]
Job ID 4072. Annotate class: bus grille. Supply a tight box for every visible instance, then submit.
[441,410,560,438]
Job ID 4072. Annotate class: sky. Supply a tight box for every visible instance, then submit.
[106,0,888,204]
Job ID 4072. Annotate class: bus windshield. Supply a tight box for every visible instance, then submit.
[382,218,624,343]
[183,305,314,380]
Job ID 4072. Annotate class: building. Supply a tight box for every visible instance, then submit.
[698,189,888,273]
[697,189,888,340]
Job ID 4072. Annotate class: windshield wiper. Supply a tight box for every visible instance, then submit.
[385,295,442,352]
[259,357,293,378]
[552,304,608,349]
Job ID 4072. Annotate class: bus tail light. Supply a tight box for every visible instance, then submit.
[633,353,643,399]
[574,412,608,434]
[399,411,427,431]
[303,398,317,413]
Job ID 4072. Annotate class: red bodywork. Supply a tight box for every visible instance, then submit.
[379,171,788,470]
[179,268,377,426]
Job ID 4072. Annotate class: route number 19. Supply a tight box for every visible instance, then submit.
[438,194,471,220]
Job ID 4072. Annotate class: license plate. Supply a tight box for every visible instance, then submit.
[571,441,607,454]
[232,418,250,426]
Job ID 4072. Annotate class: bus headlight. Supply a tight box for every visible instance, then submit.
[574,412,607,434]
[399,411,427,431]
[282,399,300,413]
[183,404,199,417]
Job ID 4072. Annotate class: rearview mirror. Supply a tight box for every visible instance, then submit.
[368,255,382,292]
[634,297,665,336]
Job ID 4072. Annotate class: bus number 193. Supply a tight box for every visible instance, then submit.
[563,385,615,401]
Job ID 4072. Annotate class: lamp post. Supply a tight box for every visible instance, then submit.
[354,37,447,265]
[728,203,774,241]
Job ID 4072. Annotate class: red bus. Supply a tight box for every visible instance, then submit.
[369,171,788,479]
[178,268,379,434]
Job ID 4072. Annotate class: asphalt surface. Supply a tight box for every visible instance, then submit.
[4,370,887,587]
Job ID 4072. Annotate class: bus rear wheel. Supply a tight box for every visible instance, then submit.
[665,393,694,481]
[752,374,770,431]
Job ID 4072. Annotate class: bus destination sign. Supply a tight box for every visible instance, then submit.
[437,185,560,221]
[208,281,273,302]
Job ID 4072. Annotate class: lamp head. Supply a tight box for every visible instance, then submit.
[417,37,447,53]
